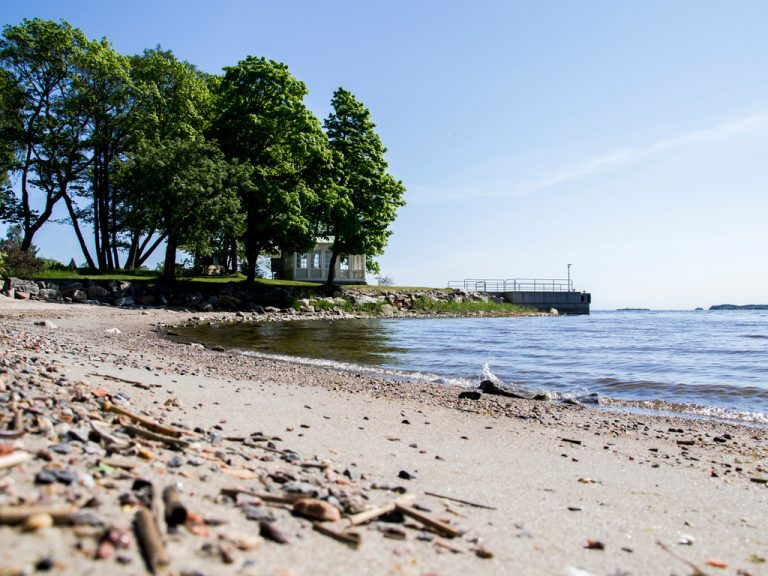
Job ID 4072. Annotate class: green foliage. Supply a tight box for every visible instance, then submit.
[0,19,407,284]
[0,18,93,249]
[117,135,243,280]
[0,248,5,276]
[211,56,330,282]
[0,241,42,277]
[322,88,405,283]
[410,297,533,316]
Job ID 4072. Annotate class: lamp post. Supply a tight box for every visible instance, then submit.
[567,264,572,291]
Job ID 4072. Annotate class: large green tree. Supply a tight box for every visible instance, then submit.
[119,48,213,270]
[117,136,242,281]
[211,56,329,283]
[64,36,133,270]
[0,18,92,252]
[322,87,405,285]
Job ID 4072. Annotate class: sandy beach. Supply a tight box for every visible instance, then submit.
[0,297,766,576]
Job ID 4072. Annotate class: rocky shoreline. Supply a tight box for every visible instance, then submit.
[0,297,767,575]
[1,277,535,319]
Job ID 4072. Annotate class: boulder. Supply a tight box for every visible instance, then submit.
[5,278,40,296]
[59,282,84,298]
[87,285,109,299]
[71,290,87,303]
[38,288,61,301]
[114,296,134,307]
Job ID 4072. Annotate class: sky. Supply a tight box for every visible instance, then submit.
[2,1,768,309]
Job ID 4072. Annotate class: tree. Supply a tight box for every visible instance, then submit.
[211,56,329,283]
[63,36,133,270]
[118,47,213,270]
[117,136,242,281]
[322,87,405,285]
[0,18,92,251]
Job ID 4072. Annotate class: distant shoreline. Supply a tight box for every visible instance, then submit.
[709,304,768,310]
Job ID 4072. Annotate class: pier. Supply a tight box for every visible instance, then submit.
[447,278,591,315]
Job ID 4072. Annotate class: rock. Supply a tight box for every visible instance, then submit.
[59,282,84,298]
[550,308,559,315]
[114,296,134,307]
[458,391,482,400]
[5,277,40,296]
[380,304,396,316]
[34,320,58,329]
[105,328,121,335]
[292,498,341,522]
[15,291,30,300]
[23,513,53,532]
[398,470,417,480]
[479,380,532,399]
[87,285,109,298]
[38,288,61,301]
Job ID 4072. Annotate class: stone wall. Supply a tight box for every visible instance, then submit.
[0,277,503,317]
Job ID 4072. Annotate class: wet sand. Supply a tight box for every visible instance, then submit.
[1,297,766,575]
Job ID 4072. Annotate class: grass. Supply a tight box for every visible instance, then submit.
[34,269,324,287]
[410,296,535,315]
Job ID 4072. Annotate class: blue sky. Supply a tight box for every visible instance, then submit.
[3,1,768,309]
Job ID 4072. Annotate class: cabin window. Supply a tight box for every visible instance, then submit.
[340,256,349,271]
[296,254,308,269]
[311,252,320,268]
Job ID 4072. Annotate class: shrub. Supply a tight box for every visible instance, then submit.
[0,243,43,278]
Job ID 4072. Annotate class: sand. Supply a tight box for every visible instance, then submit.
[0,296,766,576]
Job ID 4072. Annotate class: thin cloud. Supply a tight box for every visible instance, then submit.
[425,109,768,201]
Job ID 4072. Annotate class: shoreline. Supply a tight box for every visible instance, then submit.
[1,297,767,575]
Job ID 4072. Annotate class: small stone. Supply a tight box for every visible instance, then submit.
[168,455,184,468]
[34,320,57,329]
[105,327,121,334]
[398,470,417,480]
[50,443,72,455]
[23,513,53,531]
[292,498,341,522]
[35,557,55,571]
[35,470,57,485]
[243,505,274,523]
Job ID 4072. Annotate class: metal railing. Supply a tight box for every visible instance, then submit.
[447,278,574,293]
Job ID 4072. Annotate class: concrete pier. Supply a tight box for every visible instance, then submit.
[448,278,591,315]
[501,290,591,315]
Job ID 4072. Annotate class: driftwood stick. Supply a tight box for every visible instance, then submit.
[90,421,130,448]
[434,537,465,553]
[134,507,168,574]
[102,400,183,438]
[162,485,188,527]
[347,494,416,526]
[313,522,361,548]
[89,372,154,390]
[395,503,463,538]
[0,450,31,470]
[656,539,711,576]
[220,486,303,504]
[424,491,497,510]
[0,504,79,525]
[122,424,189,448]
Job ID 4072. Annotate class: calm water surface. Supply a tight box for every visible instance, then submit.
[172,310,768,424]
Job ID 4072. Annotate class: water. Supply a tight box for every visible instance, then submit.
[170,310,768,424]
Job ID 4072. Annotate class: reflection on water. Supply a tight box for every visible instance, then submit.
[172,320,408,366]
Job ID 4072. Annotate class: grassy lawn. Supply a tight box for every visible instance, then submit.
[34,269,444,291]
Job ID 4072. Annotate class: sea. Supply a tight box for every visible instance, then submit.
[171,310,768,425]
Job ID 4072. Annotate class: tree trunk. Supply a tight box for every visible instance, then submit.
[326,250,339,286]
[62,193,96,269]
[229,238,238,274]
[125,234,139,270]
[163,233,178,282]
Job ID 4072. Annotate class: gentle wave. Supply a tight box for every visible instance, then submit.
[170,310,768,425]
